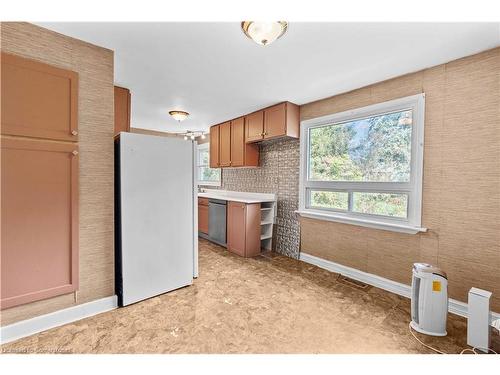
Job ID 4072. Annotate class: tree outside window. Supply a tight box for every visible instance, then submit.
[197,143,221,186]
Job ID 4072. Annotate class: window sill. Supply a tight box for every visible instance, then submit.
[198,181,221,187]
[295,210,427,234]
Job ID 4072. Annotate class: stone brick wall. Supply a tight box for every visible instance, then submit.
[222,138,300,258]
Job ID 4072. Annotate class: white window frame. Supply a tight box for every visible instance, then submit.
[196,143,221,187]
[298,93,427,234]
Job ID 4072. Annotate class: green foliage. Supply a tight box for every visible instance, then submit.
[310,191,348,210]
[309,124,363,181]
[200,167,220,182]
[308,110,412,216]
[310,110,411,182]
[352,111,412,182]
[198,148,221,183]
[353,192,407,218]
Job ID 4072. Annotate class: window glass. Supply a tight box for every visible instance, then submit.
[309,190,348,211]
[199,167,221,182]
[352,192,408,218]
[299,94,425,230]
[197,144,221,186]
[199,148,209,165]
[308,110,412,182]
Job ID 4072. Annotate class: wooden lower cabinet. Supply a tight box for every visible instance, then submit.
[198,198,209,234]
[227,201,261,258]
[1,137,79,309]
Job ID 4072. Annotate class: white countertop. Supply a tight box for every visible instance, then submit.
[198,189,276,204]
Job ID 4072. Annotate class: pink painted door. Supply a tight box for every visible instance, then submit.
[1,52,79,142]
[1,137,79,309]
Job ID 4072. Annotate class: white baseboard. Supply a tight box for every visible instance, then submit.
[0,295,118,345]
[299,252,500,325]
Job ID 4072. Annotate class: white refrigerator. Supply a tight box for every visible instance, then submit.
[115,132,197,306]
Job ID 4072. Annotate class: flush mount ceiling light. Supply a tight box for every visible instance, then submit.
[169,110,189,122]
[241,21,288,46]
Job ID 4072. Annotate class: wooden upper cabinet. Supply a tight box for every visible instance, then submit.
[1,52,79,142]
[233,117,259,167]
[245,110,264,143]
[219,121,231,167]
[245,102,299,143]
[208,101,298,167]
[114,86,131,136]
[209,125,220,168]
[227,202,261,258]
[209,118,259,169]
[1,137,79,309]
[230,117,245,167]
[264,103,286,139]
[263,102,300,140]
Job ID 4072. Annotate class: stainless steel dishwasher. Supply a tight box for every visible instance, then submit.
[208,199,227,247]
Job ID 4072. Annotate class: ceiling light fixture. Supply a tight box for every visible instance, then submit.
[169,110,190,122]
[241,21,288,46]
[177,130,206,141]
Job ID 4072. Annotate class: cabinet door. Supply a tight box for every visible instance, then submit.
[244,204,262,257]
[1,52,79,142]
[227,202,246,257]
[114,86,131,136]
[219,121,231,167]
[245,111,264,143]
[264,103,286,139]
[209,125,220,168]
[230,117,245,167]
[1,137,79,309]
[198,204,209,234]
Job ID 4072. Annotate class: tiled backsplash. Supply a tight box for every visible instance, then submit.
[222,138,300,259]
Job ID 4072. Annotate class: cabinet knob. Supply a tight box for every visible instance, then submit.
[71,130,78,136]
[72,150,79,156]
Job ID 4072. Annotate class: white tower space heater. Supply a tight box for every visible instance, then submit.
[410,263,448,336]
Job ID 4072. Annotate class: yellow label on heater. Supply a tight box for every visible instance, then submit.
[432,281,441,292]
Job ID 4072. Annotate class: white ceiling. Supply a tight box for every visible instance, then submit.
[38,22,500,133]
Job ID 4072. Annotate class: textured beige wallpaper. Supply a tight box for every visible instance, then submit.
[1,23,498,326]
[1,22,115,325]
[300,48,500,311]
